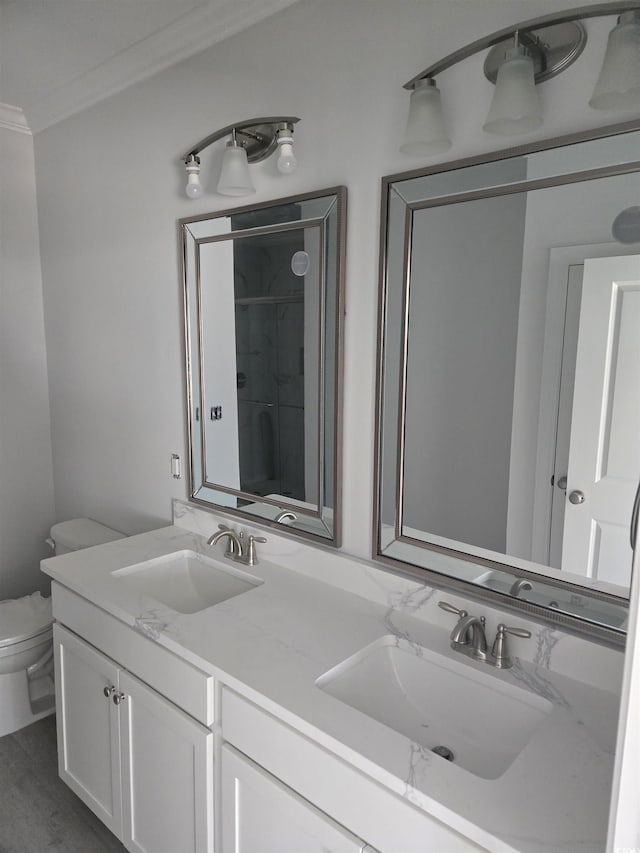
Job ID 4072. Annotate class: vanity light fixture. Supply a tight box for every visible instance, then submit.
[216,129,255,197]
[182,116,300,199]
[400,78,451,155]
[482,32,542,136]
[401,2,640,153]
[590,10,640,110]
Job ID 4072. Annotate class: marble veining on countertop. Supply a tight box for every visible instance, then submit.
[41,522,622,853]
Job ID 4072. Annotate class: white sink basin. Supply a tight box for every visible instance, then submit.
[112,550,263,614]
[316,635,552,779]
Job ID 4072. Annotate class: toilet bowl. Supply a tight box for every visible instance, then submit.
[0,518,125,738]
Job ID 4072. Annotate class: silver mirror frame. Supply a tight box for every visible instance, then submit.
[181,186,347,547]
[373,120,640,646]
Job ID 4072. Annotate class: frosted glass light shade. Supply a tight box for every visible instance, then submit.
[483,46,542,136]
[216,143,255,196]
[590,12,640,111]
[400,78,451,156]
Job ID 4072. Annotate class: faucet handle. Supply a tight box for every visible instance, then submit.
[244,535,267,566]
[499,624,532,639]
[438,601,468,619]
[490,623,532,669]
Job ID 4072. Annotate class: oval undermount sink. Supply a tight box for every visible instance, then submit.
[316,635,553,779]
[111,549,263,614]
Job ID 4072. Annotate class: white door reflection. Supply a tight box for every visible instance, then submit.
[562,255,640,586]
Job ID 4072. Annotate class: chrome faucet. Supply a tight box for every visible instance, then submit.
[440,602,488,661]
[207,525,243,556]
[509,578,533,597]
[439,601,531,669]
[275,510,297,524]
[449,613,488,659]
[207,524,267,567]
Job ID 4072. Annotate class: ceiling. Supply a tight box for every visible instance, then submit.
[0,0,301,133]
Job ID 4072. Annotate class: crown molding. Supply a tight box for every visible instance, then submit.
[0,103,31,135]
[25,0,301,134]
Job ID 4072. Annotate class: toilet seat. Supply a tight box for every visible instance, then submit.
[0,596,55,736]
[0,518,124,737]
[0,593,52,649]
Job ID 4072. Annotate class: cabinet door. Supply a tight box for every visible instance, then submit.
[119,670,214,853]
[221,744,365,853]
[53,624,123,838]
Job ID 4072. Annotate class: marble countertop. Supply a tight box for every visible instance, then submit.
[41,524,620,853]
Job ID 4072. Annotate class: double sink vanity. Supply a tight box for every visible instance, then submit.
[41,101,640,853]
[41,501,622,853]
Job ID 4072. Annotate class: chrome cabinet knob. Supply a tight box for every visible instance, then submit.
[113,692,126,706]
[569,490,585,505]
[556,475,567,491]
[103,685,115,698]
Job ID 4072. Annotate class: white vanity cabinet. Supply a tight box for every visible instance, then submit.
[119,669,212,853]
[54,624,123,836]
[51,584,215,853]
[220,687,485,853]
[221,744,371,853]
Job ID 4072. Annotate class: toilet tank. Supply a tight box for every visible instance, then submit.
[48,518,126,555]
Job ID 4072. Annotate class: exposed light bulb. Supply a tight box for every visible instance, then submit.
[276,129,297,174]
[184,157,203,199]
[186,175,203,199]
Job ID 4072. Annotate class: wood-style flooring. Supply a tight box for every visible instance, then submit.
[0,715,126,853]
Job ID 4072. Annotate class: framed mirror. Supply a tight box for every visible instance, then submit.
[181,187,346,545]
[374,121,640,640]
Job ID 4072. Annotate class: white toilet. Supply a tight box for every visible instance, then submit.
[0,518,125,738]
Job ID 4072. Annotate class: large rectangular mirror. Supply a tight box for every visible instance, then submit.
[181,187,346,545]
[374,122,640,640]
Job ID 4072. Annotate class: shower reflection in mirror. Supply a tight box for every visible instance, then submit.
[181,188,345,545]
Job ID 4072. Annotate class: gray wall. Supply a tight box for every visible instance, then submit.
[403,192,527,551]
[0,125,55,597]
[30,0,619,557]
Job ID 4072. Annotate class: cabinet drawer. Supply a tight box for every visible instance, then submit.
[221,744,365,852]
[221,687,486,853]
[52,582,214,725]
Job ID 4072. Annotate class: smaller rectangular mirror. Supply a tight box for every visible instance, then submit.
[181,187,346,545]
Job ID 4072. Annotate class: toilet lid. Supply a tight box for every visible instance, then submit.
[51,518,125,550]
[0,592,52,648]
